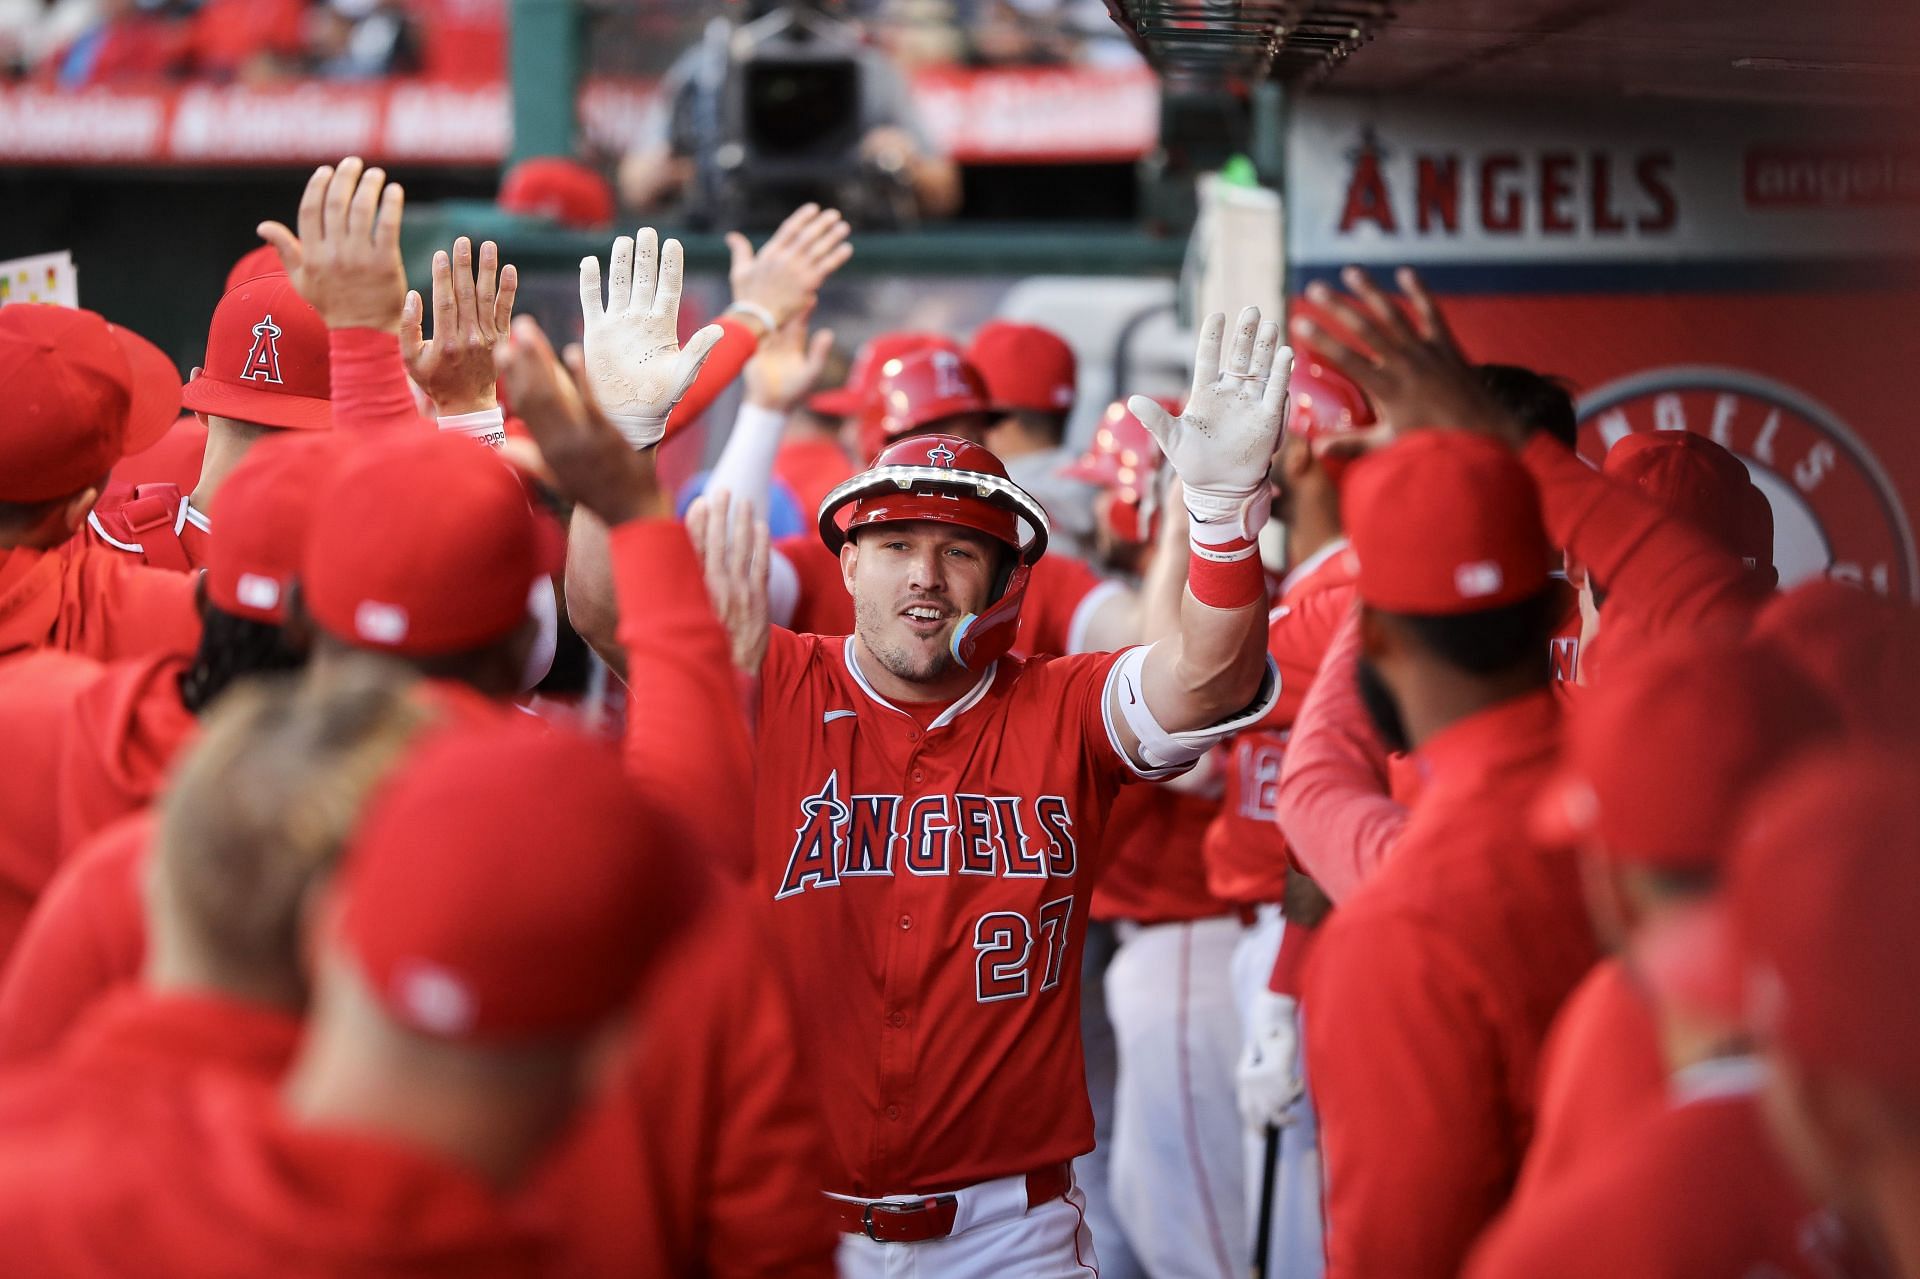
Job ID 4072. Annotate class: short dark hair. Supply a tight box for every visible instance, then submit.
[1010,408,1069,447]
[177,605,308,715]
[1478,365,1577,450]
[1381,586,1557,678]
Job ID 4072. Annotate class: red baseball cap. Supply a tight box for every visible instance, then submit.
[302,434,561,657]
[1530,638,1839,867]
[205,432,348,624]
[1640,751,1920,1096]
[807,331,961,419]
[1343,430,1552,615]
[181,273,332,432]
[1750,577,1920,737]
[965,319,1076,416]
[0,304,182,502]
[1602,432,1756,562]
[225,244,285,292]
[338,719,698,1042]
[498,156,616,231]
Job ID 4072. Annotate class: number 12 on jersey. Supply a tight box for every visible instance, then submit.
[973,895,1074,1004]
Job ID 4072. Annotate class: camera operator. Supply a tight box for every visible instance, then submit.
[617,0,960,224]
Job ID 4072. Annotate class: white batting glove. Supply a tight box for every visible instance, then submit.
[1130,307,1293,545]
[579,227,724,449]
[1236,990,1305,1129]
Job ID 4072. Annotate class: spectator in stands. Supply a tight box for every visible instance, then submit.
[306,0,421,80]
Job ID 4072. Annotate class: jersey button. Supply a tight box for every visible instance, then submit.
[898,914,913,931]
[888,1011,907,1028]
[885,1105,902,1122]
[911,769,925,783]
[906,728,920,741]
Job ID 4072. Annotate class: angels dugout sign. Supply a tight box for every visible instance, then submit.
[1289,97,1920,600]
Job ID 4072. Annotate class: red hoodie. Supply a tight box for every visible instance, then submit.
[0,651,196,967]
[0,540,199,666]
[0,1067,550,1278]
[0,812,151,1063]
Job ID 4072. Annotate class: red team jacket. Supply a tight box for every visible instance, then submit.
[1510,955,1666,1206]
[0,651,195,965]
[1466,1058,1838,1279]
[0,812,150,1063]
[1303,689,1598,1279]
[0,540,199,666]
[754,628,1169,1194]
[532,892,838,1277]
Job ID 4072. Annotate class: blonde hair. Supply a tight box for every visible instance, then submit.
[155,657,436,991]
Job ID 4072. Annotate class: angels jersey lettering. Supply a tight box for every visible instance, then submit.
[754,628,1164,1196]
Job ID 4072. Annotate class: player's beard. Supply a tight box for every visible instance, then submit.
[1354,656,1411,755]
[855,592,958,684]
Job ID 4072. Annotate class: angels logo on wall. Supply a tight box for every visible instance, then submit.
[1578,368,1918,601]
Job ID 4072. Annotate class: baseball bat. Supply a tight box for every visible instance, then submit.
[1251,1121,1281,1279]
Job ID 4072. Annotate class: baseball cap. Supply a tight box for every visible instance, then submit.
[1639,751,1920,1096]
[1750,577,1920,737]
[338,719,697,1042]
[1602,432,1756,563]
[807,331,961,419]
[181,272,332,432]
[1342,430,1552,614]
[965,319,1077,416]
[302,433,561,657]
[498,156,615,231]
[225,244,285,292]
[1530,639,1839,867]
[205,432,349,624]
[0,304,183,503]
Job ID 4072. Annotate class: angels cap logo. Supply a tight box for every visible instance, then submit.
[926,442,957,468]
[1579,367,1918,601]
[240,314,284,385]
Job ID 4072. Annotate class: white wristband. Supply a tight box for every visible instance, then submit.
[606,412,667,451]
[725,300,779,333]
[436,407,507,449]
[1184,483,1267,547]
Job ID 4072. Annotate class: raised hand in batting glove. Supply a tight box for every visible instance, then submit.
[579,227,723,450]
[1237,990,1305,1130]
[1130,306,1292,549]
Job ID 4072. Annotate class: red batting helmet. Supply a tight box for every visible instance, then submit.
[818,433,1050,670]
[1061,398,1173,545]
[855,348,991,465]
[808,331,961,419]
[1287,354,1375,441]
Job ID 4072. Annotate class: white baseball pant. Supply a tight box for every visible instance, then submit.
[834,1181,1100,1278]
[1231,907,1324,1279]
[1104,914,1247,1278]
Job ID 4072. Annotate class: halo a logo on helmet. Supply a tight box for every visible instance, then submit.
[1577,367,1919,601]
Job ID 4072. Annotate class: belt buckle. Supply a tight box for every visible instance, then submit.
[860,1196,949,1242]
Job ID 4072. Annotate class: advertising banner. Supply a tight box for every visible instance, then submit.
[1289,96,1919,599]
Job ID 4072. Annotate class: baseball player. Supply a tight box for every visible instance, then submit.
[1464,640,1843,1278]
[0,716,701,1276]
[0,662,430,1112]
[0,433,343,970]
[548,289,1289,1270]
[0,304,199,664]
[965,319,1099,560]
[1635,751,1919,1278]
